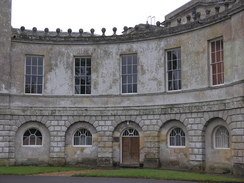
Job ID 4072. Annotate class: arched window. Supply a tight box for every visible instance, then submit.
[169,127,185,147]
[74,129,92,146]
[23,128,42,146]
[122,128,139,137]
[214,126,229,148]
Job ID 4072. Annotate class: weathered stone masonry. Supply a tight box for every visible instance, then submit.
[0,0,244,176]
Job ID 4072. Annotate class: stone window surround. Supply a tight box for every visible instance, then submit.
[65,121,97,147]
[25,55,44,94]
[73,128,92,147]
[213,125,230,149]
[74,56,92,95]
[168,127,186,147]
[22,128,43,146]
[209,37,224,86]
[166,48,182,91]
[121,54,138,94]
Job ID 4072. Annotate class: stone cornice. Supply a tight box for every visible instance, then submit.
[10,1,243,45]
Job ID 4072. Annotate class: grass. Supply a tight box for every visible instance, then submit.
[0,166,86,175]
[0,167,243,182]
[74,169,244,182]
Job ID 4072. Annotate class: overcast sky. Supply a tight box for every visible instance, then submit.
[11,0,190,35]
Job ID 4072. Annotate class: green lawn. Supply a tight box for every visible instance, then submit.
[74,169,244,182]
[0,166,243,182]
[0,166,86,175]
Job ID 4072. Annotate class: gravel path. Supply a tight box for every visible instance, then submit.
[34,169,105,177]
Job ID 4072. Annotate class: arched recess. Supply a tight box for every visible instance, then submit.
[204,118,232,173]
[159,120,189,169]
[65,121,98,166]
[15,121,50,166]
[112,121,144,167]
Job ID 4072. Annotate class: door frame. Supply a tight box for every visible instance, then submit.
[120,128,140,165]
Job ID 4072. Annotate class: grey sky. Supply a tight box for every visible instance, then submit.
[11,0,190,35]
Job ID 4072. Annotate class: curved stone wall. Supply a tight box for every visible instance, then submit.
[0,0,243,176]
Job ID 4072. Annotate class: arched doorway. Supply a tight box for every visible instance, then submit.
[121,128,140,165]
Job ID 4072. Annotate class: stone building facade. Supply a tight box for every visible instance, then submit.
[0,0,244,176]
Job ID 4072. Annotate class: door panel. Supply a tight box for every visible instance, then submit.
[122,137,139,164]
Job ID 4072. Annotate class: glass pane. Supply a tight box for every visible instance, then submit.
[75,68,80,76]
[75,86,80,94]
[87,58,91,66]
[25,76,31,84]
[122,75,126,84]
[37,76,42,84]
[86,86,91,94]
[168,81,172,90]
[25,85,30,93]
[32,66,37,74]
[133,84,137,93]
[26,57,31,65]
[127,56,132,65]
[86,76,91,84]
[122,84,127,93]
[87,136,92,145]
[32,57,37,65]
[128,75,132,83]
[173,60,177,69]
[133,55,137,65]
[128,84,132,93]
[81,76,85,84]
[36,137,42,145]
[32,76,37,84]
[127,65,132,74]
[38,67,43,75]
[81,86,85,94]
[38,57,43,65]
[122,56,126,66]
[37,85,42,93]
[122,65,126,74]
[75,59,80,67]
[26,66,31,74]
[133,75,137,83]
[167,61,172,70]
[81,58,86,66]
[133,64,137,74]
[75,77,80,85]
[167,51,172,61]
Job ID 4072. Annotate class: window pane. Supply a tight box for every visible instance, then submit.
[26,57,31,65]
[122,84,127,93]
[169,128,185,146]
[87,58,91,66]
[32,57,37,65]
[38,67,43,75]
[167,49,181,91]
[26,66,31,74]
[25,56,43,94]
[75,59,80,67]
[37,85,42,93]
[211,39,224,86]
[38,57,43,65]
[121,55,137,93]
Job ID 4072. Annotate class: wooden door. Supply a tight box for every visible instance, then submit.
[122,137,139,164]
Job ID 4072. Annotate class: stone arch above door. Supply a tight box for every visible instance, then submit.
[112,121,144,167]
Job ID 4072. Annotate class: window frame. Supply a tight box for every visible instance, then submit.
[168,127,186,148]
[209,38,224,86]
[74,56,92,95]
[22,128,43,147]
[213,126,230,149]
[73,128,92,147]
[24,55,44,94]
[121,54,138,94]
[166,48,182,91]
